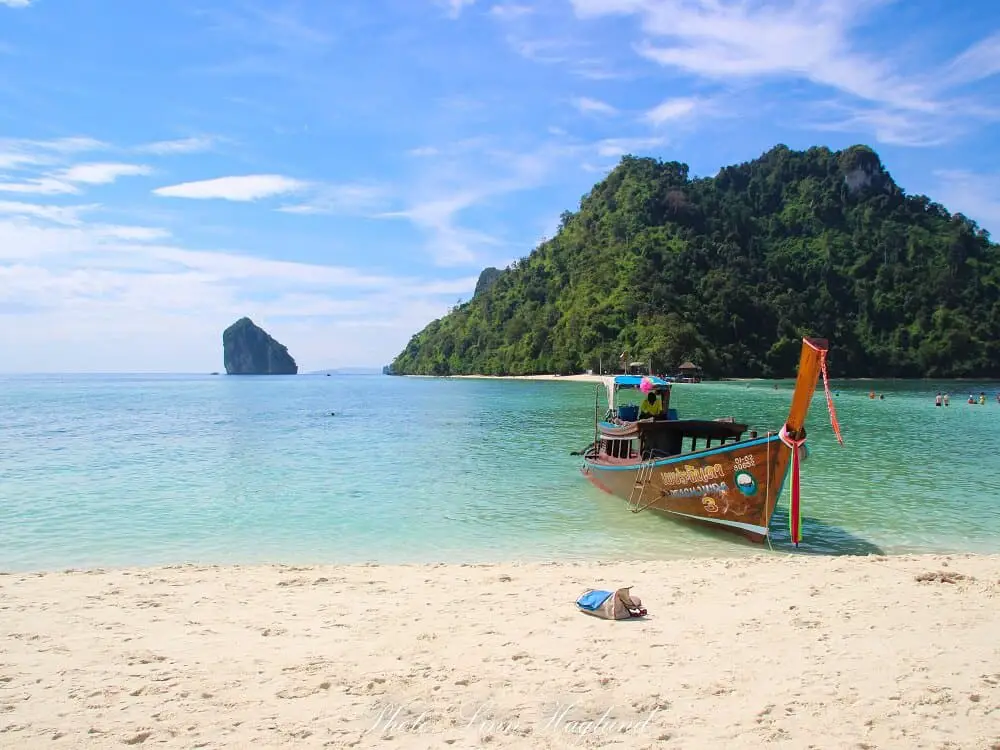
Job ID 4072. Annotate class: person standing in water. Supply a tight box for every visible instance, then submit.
[935,392,942,407]
[943,393,950,406]
[979,392,987,405]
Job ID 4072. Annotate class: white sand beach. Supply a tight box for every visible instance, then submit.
[2,554,999,749]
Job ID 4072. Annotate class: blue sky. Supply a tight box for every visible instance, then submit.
[0,0,998,372]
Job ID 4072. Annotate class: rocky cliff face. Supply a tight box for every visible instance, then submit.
[474,267,502,297]
[222,318,298,375]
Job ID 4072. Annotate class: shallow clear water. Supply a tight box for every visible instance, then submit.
[1,374,999,571]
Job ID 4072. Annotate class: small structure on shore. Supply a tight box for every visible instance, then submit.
[676,361,702,383]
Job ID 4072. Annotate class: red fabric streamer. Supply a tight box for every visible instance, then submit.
[819,349,844,446]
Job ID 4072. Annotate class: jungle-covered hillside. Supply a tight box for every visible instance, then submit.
[391,145,1000,378]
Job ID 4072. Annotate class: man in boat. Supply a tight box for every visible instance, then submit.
[638,390,664,419]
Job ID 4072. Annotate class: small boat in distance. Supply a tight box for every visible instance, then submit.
[580,338,842,545]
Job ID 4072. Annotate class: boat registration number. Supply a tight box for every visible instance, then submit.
[733,455,757,470]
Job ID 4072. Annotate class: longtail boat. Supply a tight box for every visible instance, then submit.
[580,337,842,545]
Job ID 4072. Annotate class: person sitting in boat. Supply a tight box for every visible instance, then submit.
[639,391,663,419]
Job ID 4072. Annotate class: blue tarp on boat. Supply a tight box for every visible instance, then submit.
[613,375,670,388]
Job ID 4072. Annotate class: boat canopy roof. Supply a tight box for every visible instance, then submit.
[612,375,671,389]
[602,374,671,413]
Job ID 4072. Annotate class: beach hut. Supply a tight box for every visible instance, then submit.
[677,361,702,383]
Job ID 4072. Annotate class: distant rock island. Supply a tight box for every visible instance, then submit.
[222,318,298,375]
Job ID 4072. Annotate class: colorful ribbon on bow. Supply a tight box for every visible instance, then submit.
[808,341,844,446]
[778,426,807,546]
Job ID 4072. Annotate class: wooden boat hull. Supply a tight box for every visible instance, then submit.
[582,433,792,541]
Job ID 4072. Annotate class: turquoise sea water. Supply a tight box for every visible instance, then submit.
[2,373,999,571]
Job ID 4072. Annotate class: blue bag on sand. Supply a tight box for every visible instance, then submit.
[576,590,613,611]
[576,587,647,620]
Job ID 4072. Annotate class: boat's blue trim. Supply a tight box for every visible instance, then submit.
[584,434,781,471]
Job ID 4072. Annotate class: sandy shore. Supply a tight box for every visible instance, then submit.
[2,555,999,749]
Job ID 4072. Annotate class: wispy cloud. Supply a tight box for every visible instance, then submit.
[573,96,619,116]
[594,136,665,158]
[197,4,334,55]
[0,157,151,195]
[943,31,1000,87]
[643,95,701,126]
[58,162,151,185]
[439,0,476,19]
[278,183,390,216]
[379,192,498,266]
[807,101,954,147]
[0,210,479,370]
[568,0,1000,146]
[407,146,441,157]
[0,136,106,170]
[489,3,533,19]
[0,200,98,226]
[153,175,308,201]
[0,177,77,195]
[136,136,217,155]
[0,0,33,8]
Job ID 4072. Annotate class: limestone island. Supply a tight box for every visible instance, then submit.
[222,317,298,375]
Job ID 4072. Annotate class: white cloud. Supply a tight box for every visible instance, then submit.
[489,3,534,19]
[0,177,78,195]
[278,183,390,216]
[153,174,308,201]
[376,137,590,266]
[644,95,700,126]
[0,136,105,170]
[567,0,1000,146]
[136,136,216,155]
[0,157,151,195]
[0,200,98,225]
[380,192,495,266]
[573,96,619,116]
[571,0,920,106]
[0,0,32,7]
[440,0,475,18]
[594,136,665,157]
[0,213,480,371]
[58,162,151,185]
[407,146,441,157]
[89,225,172,241]
[943,31,1000,86]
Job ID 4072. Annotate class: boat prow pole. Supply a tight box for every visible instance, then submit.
[784,338,828,437]
[779,337,829,546]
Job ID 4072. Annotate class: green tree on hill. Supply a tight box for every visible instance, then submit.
[391,145,1000,378]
